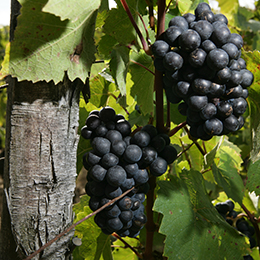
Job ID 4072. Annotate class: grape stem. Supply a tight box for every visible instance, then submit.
[22,187,135,260]
[130,59,155,75]
[168,121,187,136]
[112,233,143,258]
[241,203,260,253]
[119,0,150,54]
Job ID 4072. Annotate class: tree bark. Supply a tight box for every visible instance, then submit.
[0,76,82,259]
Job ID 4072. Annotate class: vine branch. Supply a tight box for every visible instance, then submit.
[23,187,135,260]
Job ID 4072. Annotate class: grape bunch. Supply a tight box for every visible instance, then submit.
[152,2,254,140]
[81,107,177,237]
[215,200,256,259]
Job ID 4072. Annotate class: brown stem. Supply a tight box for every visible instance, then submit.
[169,121,187,136]
[113,233,143,258]
[23,187,135,260]
[241,204,260,253]
[180,139,192,168]
[143,175,157,260]
[166,100,171,129]
[177,142,194,159]
[120,0,150,54]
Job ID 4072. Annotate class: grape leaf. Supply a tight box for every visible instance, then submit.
[243,50,260,163]
[212,141,244,204]
[0,0,100,84]
[73,194,113,260]
[129,50,154,116]
[154,170,248,260]
[246,160,260,196]
[109,45,130,96]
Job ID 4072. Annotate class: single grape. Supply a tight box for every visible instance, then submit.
[99,107,116,123]
[105,185,123,199]
[178,29,201,52]
[120,178,135,191]
[150,157,168,176]
[92,137,111,156]
[81,125,93,140]
[232,97,247,116]
[159,145,178,164]
[150,135,166,153]
[105,130,122,143]
[211,25,231,46]
[89,164,107,182]
[151,40,170,58]
[86,114,101,130]
[225,85,243,99]
[134,193,146,203]
[134,169,149,185]
[174,81,191,98]
[130,131,151,148]
[168,16,189,31]
[116,119,132,137]
[106,165,127,187]
[214,13,228,24]
[222,43,239,60]
[192,78,211,95]
[240,69,254,88]
[118,196,133,210]
[120,210,134,223]
[193,20,213,40]
[189,48,207,68]
[164,26,183,47]
[208,82,226,97]
[200,103,217,120]
[217,101,233,118]
[223,114,239,132]
[141,124,158,139]
[101,152,119,169]
[163,51,184,71]
[201,39,216,53]
[141,146,158,165]
[105,204,121,218]
[95,124,108,137]
[204,118,223,135]
[183,13,196,24]
[89,196,100,211]
[197,10,215,23]
[124,144,142,163]
[214,67,231,84]
[106,217,123,231]
[207,48,229,70]
[188,95,208,111]
[228,33,243,49]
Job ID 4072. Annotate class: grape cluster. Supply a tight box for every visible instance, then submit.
[81,107,177,237]
[215,200,256,259]
[152,2,254,140]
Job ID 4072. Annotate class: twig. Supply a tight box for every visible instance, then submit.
[23,187,135,260]
[112,233,143,258]
[241,204,260,254]
[176,142,194,159]
[120,0,150,54]
[180,139,192,168]
[0,84,8,89]
[130,59,155,75]
[168,121,187,137]
[0,157,5,161]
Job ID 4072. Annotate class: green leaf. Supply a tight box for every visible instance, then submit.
[129,50,154,116]
[112,237,139,260]
[109,45,130,96]
[212,143,244,204]
[246,160,260,196]
[73,194,113,260]
[154,170,248,260]
[1,0,100,84]
[243,50,260,163]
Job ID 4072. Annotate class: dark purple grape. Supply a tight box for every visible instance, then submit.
[226,70,242,87]
[151,40,170,58]
[237,58,247,69]
[118,196,133,210]
[225,85,243,98]
[189,48,207,67]
[204,118,223,135]
[164,26,183,47]
[159,145,178,164]
[134,169,149,185]
[163,51,184,71]
[188,95,208,111]
[141,146,158,165]
[124,144,142,163]
[228,33,243,49]
[178,102,188,116]
[105,185,123,199]
[106,217,123,231]
[86,150,101,166]
[106,165,127,187]
[223,114,240,132]
[89,196,100,211]
[120,178,135,191]
[192,78,211,95]
[214,13,228,24]
[81,125,93,139]
[86,114,101,130]
[183,13,196,24]
[193,20,213,40]
[168,16,189,31]
[131,131,151,148]
[120,210,134,223]
[222,43,239,60]
[105,204,121,218]
[89,164,107,182]
[150,157,168,176]
[241,69,254,88]
[141,124,158,139]
[174,81,191,98]
[228,59,241,71]
[178,29,201,52]
[101,152,119,169]
[92,137,111,156]
[232,97,247,116]
[208,82,226,97]
[214,67,231,84]
[201,39,216,53]
[111,140,126,157]
[217,101,233,118]
[200,103,217,120]
[99,107,116,123]
[197,10,214,23]
[116,119,132,137]
[95,124,108,137]
[195,2,211,17]
[211,25,231,46]
[207,49,229,70]
[242,89,249,99]
[150,135,166,153]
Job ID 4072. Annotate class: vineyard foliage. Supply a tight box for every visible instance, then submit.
[1,0,260,259]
